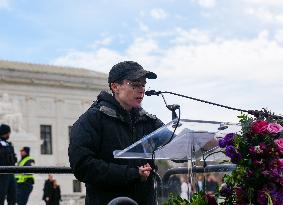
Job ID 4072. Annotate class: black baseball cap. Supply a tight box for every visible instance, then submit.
[21,146,30,155]
[108,61,157,83]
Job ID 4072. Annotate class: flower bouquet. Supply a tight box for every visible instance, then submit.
[163,192,217,205]
[218,114,283,205]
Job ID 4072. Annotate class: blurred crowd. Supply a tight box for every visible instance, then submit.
[167,173,221,201]
[0,124,61,205]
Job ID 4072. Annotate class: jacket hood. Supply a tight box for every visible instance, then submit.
[97,91,123,111]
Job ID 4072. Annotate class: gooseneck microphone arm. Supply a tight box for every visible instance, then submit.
[160,94,180,120]
[145,90,180,120]
[145,90,283,119]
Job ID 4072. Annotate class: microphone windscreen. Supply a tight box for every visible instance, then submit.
[145,90,155,96]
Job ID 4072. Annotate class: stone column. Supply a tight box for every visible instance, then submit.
[25,96,36,133]
[54,97,67,165]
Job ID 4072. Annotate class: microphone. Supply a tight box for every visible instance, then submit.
[145,90,161,96]
[166,104,180,111]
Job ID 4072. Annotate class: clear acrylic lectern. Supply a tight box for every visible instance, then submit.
[113,119,241,162]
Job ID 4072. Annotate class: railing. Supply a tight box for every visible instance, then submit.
[0,164,236,205]
[0,166,73,173]
[0,164,236,175]
[162,164,236,186]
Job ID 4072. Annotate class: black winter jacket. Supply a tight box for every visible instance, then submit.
[0,139,17,166]
[68,91,163,205]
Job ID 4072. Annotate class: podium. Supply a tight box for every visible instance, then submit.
[113,119,241,203]
[113,119,240,162]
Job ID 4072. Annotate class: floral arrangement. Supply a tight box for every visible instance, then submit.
[163,113,282,205]
[218,114,283,205]
[163,192,217,205]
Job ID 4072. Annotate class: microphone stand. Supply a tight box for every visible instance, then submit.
[159,93,187,163]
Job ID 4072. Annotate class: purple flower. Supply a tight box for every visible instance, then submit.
[219,133,235,148]
[270,168,280,178]
[219,139,226,148]
[262,183,277,193]
[220,184,233,197]
[271,191,283,205]
[224,133,235,145]
[225,145,237,158]
[257,191,268,205]
[225,145,241,163]
[231,153,242,164]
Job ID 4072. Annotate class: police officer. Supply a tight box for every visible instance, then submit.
[0,124,17,205]
[15,146,35,205]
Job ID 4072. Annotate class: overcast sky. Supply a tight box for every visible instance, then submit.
[1,0,282,123]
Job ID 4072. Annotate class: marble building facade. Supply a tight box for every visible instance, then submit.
[0,60,108,205]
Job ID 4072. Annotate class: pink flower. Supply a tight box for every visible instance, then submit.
[259,143,267,151]
[251,120,268,134]
[249,145,264,156]
[235,187,244,198]
[274,138,283,154]
[205,194,217,205]
[262,170,270,177]
[247,170,254,177]
[267,123,283,135]
[253,159,263,166]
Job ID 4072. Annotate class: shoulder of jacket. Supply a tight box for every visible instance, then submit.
[29,157,35,161]
[87,102,119,120]
[139,109,157,120]
[0,140,11,147]
[99,105,118,118]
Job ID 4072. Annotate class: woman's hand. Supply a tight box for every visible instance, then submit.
[138,163,152,182]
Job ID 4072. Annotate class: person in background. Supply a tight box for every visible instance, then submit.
[167,175,181,197]
[180,175,188,200]
[43,174,54,205]
[205,174,218,195]
[0,124,17,205]
[69,61,163,205]
[197,175,204,192]
[187,177,192,201]
[15,146,35,205]
[49,179,61,205]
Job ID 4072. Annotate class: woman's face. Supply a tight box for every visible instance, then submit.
[112,78,146,111]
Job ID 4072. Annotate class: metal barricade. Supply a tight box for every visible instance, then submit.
[0,164,236,205]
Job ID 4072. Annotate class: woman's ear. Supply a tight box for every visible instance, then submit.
[110,83,119,94]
